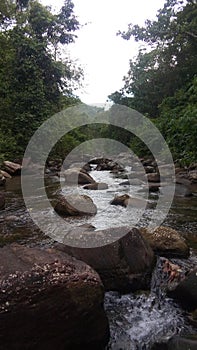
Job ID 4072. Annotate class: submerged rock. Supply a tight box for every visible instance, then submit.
[0,244,109,350]
[140,226,189,258]
[57,227,155,293]
[54,194,97,216]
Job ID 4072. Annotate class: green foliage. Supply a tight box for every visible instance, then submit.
[157,77,197,165]
[0,0,82,161]
[109,0,197,164]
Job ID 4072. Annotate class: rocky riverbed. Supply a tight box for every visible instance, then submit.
[0,155,197,349]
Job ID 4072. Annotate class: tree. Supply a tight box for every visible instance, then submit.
[0,0,82,158]
[110,0,197,117]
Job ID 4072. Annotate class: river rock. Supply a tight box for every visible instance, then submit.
[0,170,12,179]
[0,174,6,186]
[0,244,109,350]
[188,170,197,183]
[89,157,111,165]
[110,194,147,209]
[54,194,97,216]
[3,161,22,175]
[57,227,155,292]
[64,168,95,185]
[140,226,189,258]
[175,183,193,197]
[141,158,155,167]
[0,192,5,209]
[84,182,108,190]
[167,267,197,311]
[147,173,160,183]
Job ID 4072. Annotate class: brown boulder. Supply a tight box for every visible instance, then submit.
[0,244,109,350]
[54,194,97,216]
[57,227,155,293]
[64,168,95,185]
[110,194,147,208]
[140,226,189,258]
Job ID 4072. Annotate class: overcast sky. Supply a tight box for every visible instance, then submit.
[42,0,165,105]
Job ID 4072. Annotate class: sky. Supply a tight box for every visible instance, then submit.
[41,0,165,105]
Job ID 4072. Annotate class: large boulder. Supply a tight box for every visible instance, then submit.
[0,192,5,209]
[0,244,109,350]
[140,226,189,258]
[54,194,97,216]
[57,227,155,293]
[64,168,95,185]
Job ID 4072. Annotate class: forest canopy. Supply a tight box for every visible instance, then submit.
[109,0,197,164]
[0,0,83,160]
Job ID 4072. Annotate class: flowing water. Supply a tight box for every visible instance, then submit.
[0,167,197,349]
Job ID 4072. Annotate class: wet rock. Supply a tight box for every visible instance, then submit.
[4,215,20,222]
[57,227,155,293]
[110,194,130,207]
[0,174,6,186]
[119,180,131,186]
[0,244,109,350]
[0,170,12,179]
[0,192,5,209]
[89,157,112,165]
[64,168,95,185]
[152,335,197,350]
[89,158,124,172]
[140,226,189,258]
[54,194,97,216]
[84,182,108,190]
[119,179,144,186]
[110,194,147,208]
[149,183,160,192]
[147,173,160,183]
[3,161,22,175]
[141,158,154,167]
[167,267,197,311]
[189,170,197,183]
[144,166,155,174]
[175,183,193,197]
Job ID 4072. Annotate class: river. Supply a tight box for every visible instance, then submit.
[0,167,197,349]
